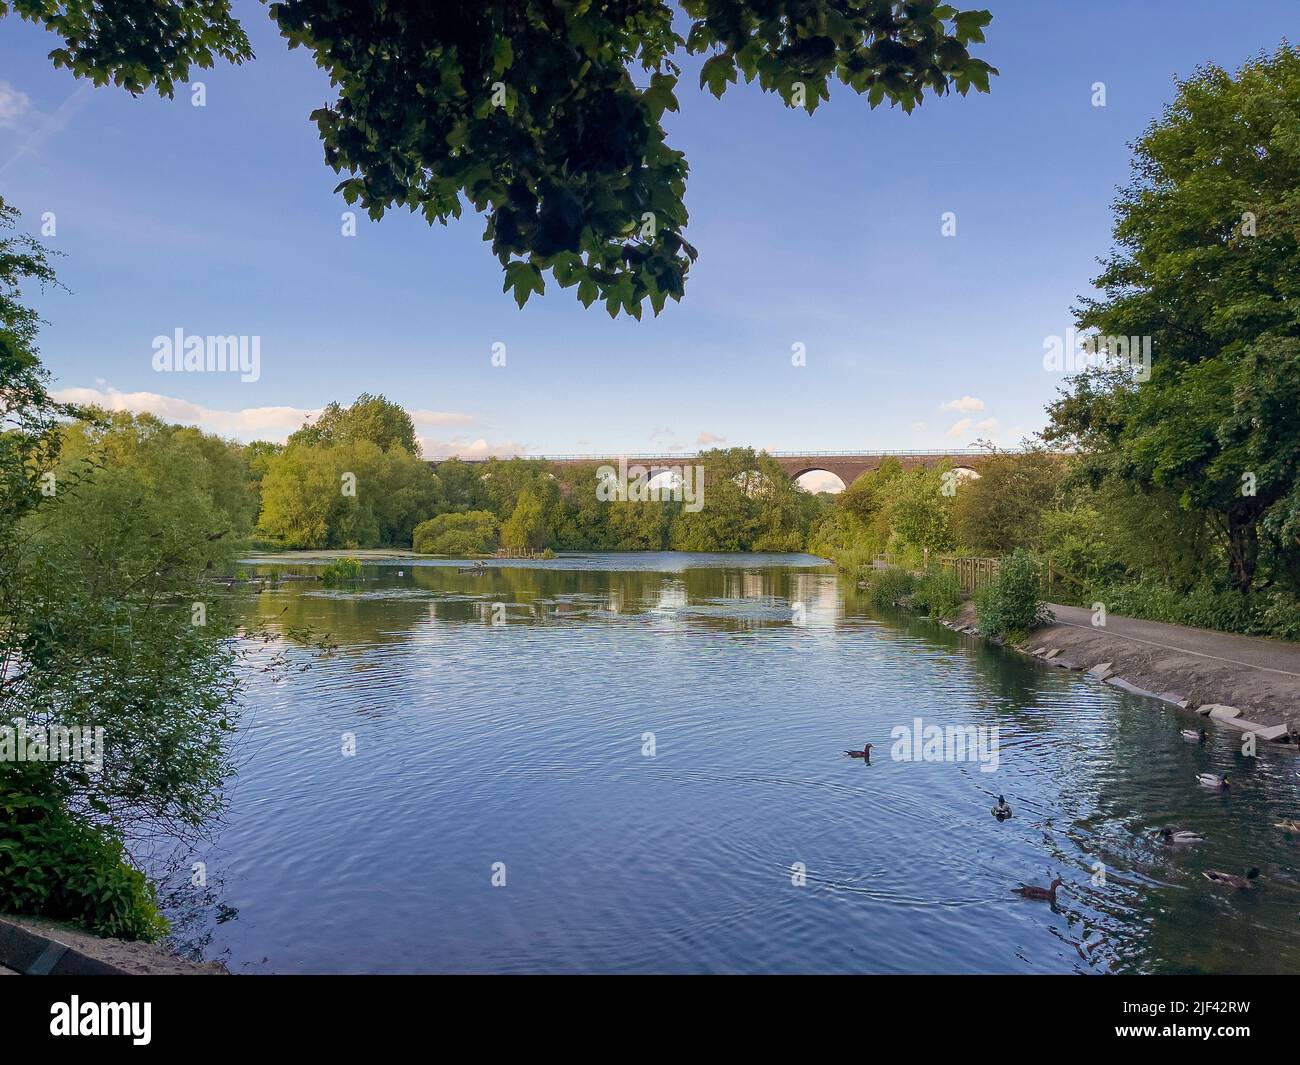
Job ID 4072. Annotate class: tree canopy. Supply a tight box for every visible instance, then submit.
[1044,46,1300,593]
[4,0,996,315]
[287,392,420,454]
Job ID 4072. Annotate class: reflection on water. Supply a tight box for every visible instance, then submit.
[175,552,1300,974]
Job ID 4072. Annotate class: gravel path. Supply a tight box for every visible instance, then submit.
[1047,603,1300,677]
[1018,604,1300,733]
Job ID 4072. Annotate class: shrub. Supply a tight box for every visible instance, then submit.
[0,765,168,942]
[976,549,1053,639]
[911,568,964,618]
[1097,579,1300,640]
[412,510,500,555]
[866,565,915,609]
[321,556,363,584]
[1259,592,1300,641]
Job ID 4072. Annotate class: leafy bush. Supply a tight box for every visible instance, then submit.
[1097,580,1300,639]
[911,568,964,618]
[0,766,168,942]
[412,510,499,555]
[321,557,363,584]
[1259,593,1300,641]
[866,565,915,609]
[976,549,1053,640]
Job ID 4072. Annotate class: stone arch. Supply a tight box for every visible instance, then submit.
[791,468,847,494]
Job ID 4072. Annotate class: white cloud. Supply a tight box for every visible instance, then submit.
[420,436,528,460]
[0,81,30,129]
[911,421,927,432]
[53,386,321,440]
[696,431,726,445]
[975,417,999,431]
[945,417,973,438]
[940,396,985,413]
[51,386,484,452]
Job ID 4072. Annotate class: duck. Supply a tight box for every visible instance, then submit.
[1182,727,1208,743]
[1203,868,1260,889]
[845,743,873,763]
[1157,827,1205,845]
[1197,773,1230,790]
[1012,877,1063,903]
[1272,819,1300,832]
[991,795,1013,820]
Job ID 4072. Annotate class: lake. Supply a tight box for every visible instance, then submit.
[168,552,1300,973]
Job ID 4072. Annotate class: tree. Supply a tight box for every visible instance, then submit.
[257,436,442,548]
[5,1,997,315]
[244,439,284,487]
[1,201,260,939]
[950,451,1061,554]
[1,0,253,96]
[0,197,78,528]
[436,457,489,510]
[501,488,545,551]
[809,458,903,560]
[669,448,812,551]
[57,411,259,540]
[888,465,955,555]
[288,393,419,454]
[1044,46,1300,594]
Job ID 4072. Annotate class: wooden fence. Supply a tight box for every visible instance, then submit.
[935,555,1088,598]
[939,555,1001,594]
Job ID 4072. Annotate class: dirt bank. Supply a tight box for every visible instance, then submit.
[1,915,225,975]
[941,602,1300,744]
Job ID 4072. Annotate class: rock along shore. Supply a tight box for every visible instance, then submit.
[939,601,1300,745]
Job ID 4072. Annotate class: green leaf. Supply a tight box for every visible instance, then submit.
[699,54,737,98]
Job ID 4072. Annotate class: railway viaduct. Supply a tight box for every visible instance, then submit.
[444,450,993,487]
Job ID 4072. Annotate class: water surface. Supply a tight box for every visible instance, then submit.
[172,552,1300,973]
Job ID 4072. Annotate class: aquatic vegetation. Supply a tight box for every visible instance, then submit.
[866,565,915,609]
[321,557,363,584]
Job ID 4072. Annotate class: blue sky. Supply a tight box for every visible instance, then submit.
[0,1,1294,479]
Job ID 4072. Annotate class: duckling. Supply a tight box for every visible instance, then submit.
[1196,773,1230,790]
[1157,827,1205,845]
[1203,867,1260,889]
[844,743,873,763]
[1182,727,1208,744]
[1012,877,1063,903]
[991,795,1013,820]
[1272,819,1300,832]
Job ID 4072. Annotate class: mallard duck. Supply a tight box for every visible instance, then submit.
[845,743,873,763]
[991,795,1013,820]
[1157,827,1205,845]
[1272,819,1300,832]
[1182,727,1208,743]
[1012,877,1063,902]
[1203,868,1260,889]
[1197,773,1230,790]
